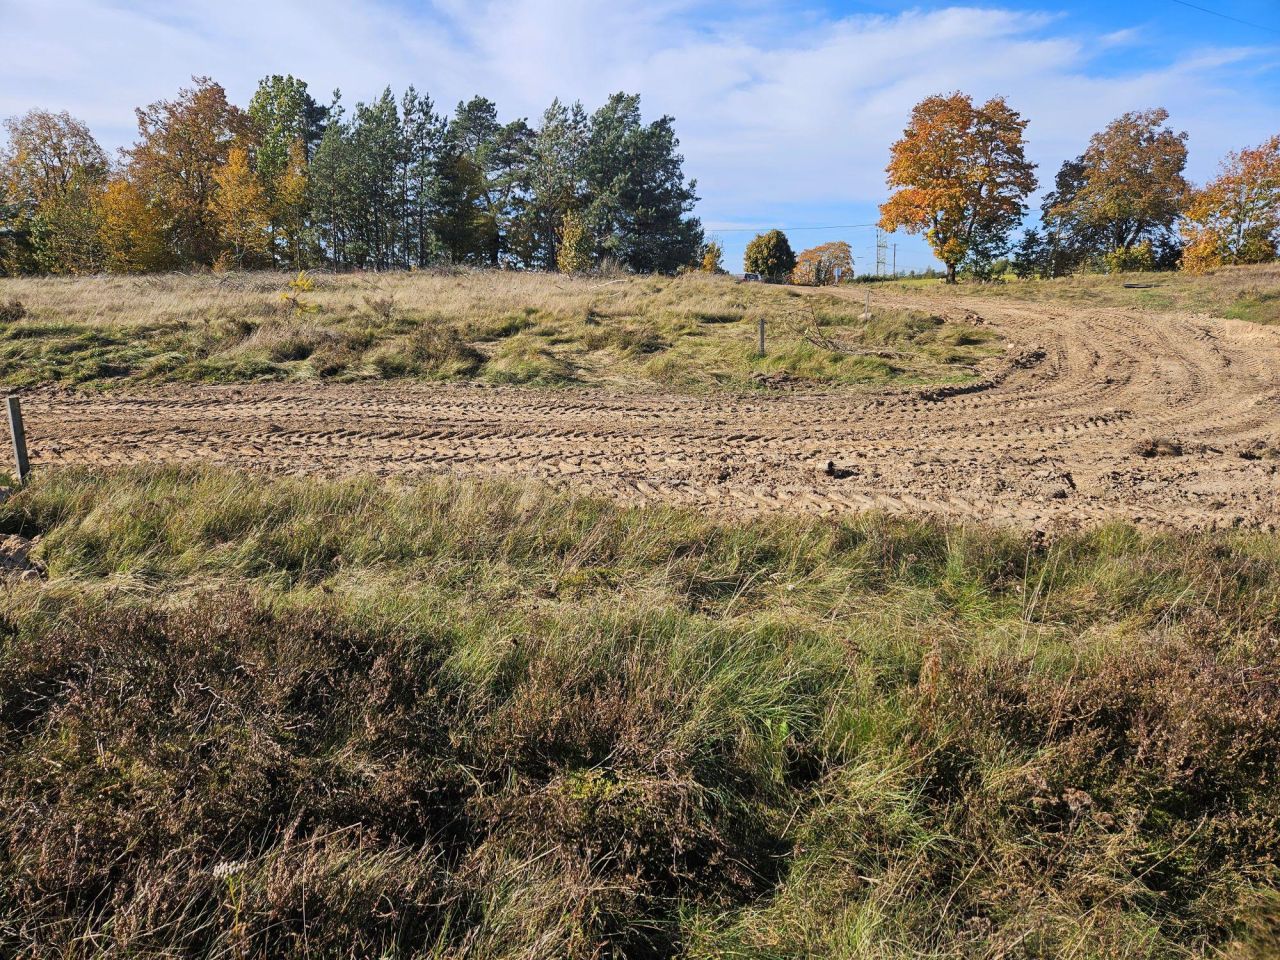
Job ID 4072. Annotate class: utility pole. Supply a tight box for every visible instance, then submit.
[892,243,897,279]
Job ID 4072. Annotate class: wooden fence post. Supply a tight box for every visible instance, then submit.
[6,396,29,484]
[757,317,766,356]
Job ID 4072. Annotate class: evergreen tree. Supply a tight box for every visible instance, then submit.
[347,88,404,269]
[401,86,443,268]
[1012,229,1052,279]
[515,98,590,269]
[583,93,701,273]
[309,92,354,267]
[435,97,530,265]
[248,75,326,264]
[4,81,706,277]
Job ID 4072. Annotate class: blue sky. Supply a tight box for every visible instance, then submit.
[2,0,1277,272]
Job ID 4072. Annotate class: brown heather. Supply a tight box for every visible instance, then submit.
[0,466,1276,957]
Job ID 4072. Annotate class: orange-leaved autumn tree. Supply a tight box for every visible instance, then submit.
[879,92,1036,283]
[125,77,252,267]
[792,241,853,286]
[1045,109,1188,264]
[210,145,271,269]
[1182,135,1280,273]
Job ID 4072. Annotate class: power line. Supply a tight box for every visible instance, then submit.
[1167,0,1280,34]
[706,222,881,233]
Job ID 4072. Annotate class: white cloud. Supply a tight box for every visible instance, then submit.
[1,0,1277,268]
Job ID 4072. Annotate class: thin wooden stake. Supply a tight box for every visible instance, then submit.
[861,287,871,321]
[757,317,766,356]
[6,396,29,484]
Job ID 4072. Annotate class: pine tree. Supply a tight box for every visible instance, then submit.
[401,86,443,268]
[583,93,702,273]
[309,92,353,267]
[248,75,326,264]
[516,99,590,269]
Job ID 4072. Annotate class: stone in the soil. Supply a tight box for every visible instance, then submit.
[1133,438,1183,458]
[0,535,43,582]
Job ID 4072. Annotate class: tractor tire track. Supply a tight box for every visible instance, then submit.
[17,290,1280,530]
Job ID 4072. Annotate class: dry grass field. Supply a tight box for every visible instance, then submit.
[894,261,1280,325]
[0,270,997,390]
[2,265,1279,958]
[6,263,1280,530]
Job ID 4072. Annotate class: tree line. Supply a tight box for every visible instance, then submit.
[876,92,1279,282]
[739,94,1276,285]
[0,76,703,276]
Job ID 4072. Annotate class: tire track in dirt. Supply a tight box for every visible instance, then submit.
[16,290,1280,530]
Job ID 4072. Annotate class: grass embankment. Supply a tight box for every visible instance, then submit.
[893,261,1280,324]
[1,467,1278,958]
[0,271,996,391]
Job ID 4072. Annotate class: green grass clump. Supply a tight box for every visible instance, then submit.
[0,467,1277,958]
[1225,290,1280,325]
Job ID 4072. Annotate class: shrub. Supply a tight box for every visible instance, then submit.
[1106,241,1156,274]
[557,210,592,275]
[1,468,1279,957]
[405,322,485,377]
[0,300,25,324]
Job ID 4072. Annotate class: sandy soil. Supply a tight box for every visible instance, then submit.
[15,290,1280,530]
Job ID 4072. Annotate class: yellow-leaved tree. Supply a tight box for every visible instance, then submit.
[210,145,271,269]
[700,240,725,273]
[879,92,1036,283]
[1,109,109,274]
[274,139,310,269]
[557,209,591,274]
[96,177,170,273]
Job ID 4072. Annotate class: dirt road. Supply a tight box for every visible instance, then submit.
[16,292,1280,529]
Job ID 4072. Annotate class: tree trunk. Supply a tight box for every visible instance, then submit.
[946,262,958,283]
